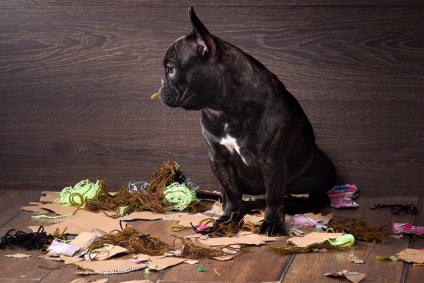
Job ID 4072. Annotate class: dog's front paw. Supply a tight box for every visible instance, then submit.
[258,221,286,237]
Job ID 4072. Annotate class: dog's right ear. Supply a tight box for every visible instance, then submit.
[188,6,216,59]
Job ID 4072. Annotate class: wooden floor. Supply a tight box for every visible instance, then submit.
[0,189,423,283]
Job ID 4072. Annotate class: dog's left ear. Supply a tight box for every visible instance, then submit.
[188,6,216,59]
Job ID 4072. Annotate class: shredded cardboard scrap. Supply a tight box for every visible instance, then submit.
[65,254,192,275]
[203,201,224,217]
[176,213,217,227]
[397,248,424,264]
[70,279,109,283]
[22,203,77,216]
[324,270,366,283]
[88,245,129,261]
[40,191,60,203]
[5,253,31,258]
[73,259,149,275]
[191,232,279,247]
[243,214,264,223]
[28,210,121,234]
[348,254,365,264]
[132,254,187,270]
[122,211,187,221]
[287,232,344,247]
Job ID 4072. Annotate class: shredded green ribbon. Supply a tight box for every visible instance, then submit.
[164,182,199,211]
[328,233,355,247]
[54,179,101,207]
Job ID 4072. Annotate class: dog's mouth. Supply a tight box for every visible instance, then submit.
[158,79,199,110]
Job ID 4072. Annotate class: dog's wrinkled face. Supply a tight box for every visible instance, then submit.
[159,9,221,110]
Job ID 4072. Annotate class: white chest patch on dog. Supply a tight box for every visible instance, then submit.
[219,134,247,165]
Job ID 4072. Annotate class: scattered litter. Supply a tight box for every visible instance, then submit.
[324,270,366,283]
[270,232,354,254]
[70,279,109,283]
[198,265,205,272]
[47,240,80,257]
[375,255,397,261]
[348,254,365,264]
[370,203,418,215]
[213,268,221,275]
[291,213,333,229]
[397,248,424,264]
[327,184,359,208]
[328,218,386,242]
[0,226,54,250]
[73,259,149,275]
[392,223,424,236]
[5,253,31,258]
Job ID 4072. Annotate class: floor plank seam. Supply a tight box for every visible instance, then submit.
[277,254,296,282]
[0,210,24,229]
[400,196,423,283]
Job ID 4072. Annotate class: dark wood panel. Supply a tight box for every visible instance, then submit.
[0,3,423,197]
[1,0,422,7]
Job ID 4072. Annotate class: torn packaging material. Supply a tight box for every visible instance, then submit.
[287,233,346,247]
[327,184,359,208]
[28,210,121,234]
[397,248,424,264]
[47,240,80,257]
[324,270,366,283]
[74,259,149,275]
[72,255,189,275]
[392,223,424,236]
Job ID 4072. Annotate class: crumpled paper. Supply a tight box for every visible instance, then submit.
[324,270,366,283]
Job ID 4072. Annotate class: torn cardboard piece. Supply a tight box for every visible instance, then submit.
[22,203,77,217]
[70,232,100,249]
[122,211,186,221]
[28,210,121,235]
[70,278,109,283]
[324,270,366,283]
[348,254,365,264]
[203,201,224,217]
[132,254,187,270]
[21,205,48,213]
[193,232,279,247]
[5,253,31,258]
[40,191,60,203]
[73,259,149,275]
[176,213,217,227]
[397,248,424,264]
[73,254,188,275]
[287,232,345,247]
[87,245,128,261]
[243,214,264,223]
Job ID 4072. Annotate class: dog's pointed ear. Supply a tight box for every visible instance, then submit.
[188,6,216,59]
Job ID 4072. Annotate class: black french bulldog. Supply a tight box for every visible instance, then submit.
[158,7,336,236]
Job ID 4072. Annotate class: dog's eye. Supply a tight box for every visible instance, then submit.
[166,65,176,76]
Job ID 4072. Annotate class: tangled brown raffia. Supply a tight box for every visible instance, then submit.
[84,161,181,215]
[327,218,387,242]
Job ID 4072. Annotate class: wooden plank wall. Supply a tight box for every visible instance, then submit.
[0,1,423,196]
